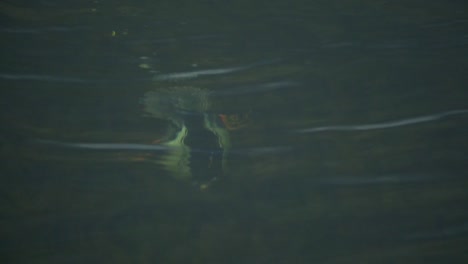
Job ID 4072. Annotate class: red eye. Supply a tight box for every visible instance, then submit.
[218,114,249,130]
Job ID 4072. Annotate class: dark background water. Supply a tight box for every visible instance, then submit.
[1,1,468,263]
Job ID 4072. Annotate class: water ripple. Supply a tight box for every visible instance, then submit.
[0,73,150,83]
[295,109,468,133]
[35,140,171,151]
[153,58,282,81]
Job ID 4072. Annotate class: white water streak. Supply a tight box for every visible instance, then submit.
[210,81,299,96]
[36,139,291,156]
[0,73,88,83]
[296,109,468,133]
[36,140,171,151]
[153,58,281,81]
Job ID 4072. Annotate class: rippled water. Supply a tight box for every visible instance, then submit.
[1,1,468,263]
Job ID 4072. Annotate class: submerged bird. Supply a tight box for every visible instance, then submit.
[142,86,235,190]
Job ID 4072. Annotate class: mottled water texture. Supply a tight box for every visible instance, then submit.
[1,1,468,263]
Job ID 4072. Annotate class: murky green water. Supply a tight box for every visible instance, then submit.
[1,1,468,263]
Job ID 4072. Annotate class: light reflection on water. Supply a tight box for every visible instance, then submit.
[295,109,468,133]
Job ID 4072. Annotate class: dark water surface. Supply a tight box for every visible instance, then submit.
[1,1,468,263]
